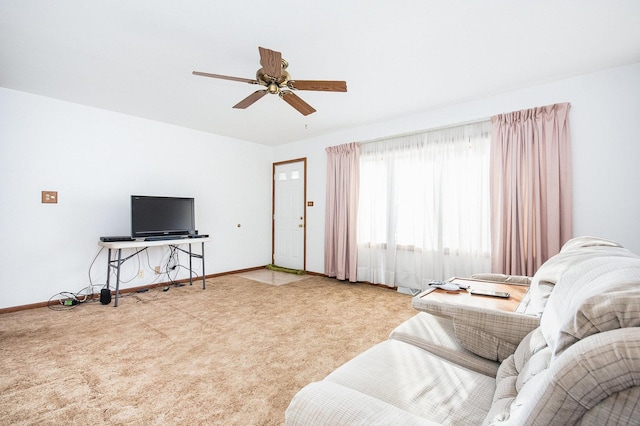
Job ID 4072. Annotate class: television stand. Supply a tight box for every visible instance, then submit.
[98,237,212,307]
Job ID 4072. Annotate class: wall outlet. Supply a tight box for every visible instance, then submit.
[138,270,144,278]
[41,191,58,204]
[154,266,161,274]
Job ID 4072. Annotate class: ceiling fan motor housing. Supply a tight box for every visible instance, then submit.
[257,68,291,94]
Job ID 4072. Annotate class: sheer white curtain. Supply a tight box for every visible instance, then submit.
[357,121,492,288]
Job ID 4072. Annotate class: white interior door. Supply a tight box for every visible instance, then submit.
[273,160,306,270]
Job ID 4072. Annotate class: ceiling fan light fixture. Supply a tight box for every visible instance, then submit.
[267,83,280,94]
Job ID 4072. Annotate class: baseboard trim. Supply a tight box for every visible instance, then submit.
[0,265,323,314]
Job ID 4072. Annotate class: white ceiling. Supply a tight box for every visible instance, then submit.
[2,1,639,146]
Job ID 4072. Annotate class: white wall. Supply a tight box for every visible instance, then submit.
[274,63,640,273]
[0,88,273,309]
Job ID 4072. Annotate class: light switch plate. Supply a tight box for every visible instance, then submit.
[42,191,58,204]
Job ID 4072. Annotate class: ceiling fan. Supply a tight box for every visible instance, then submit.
[193,46,347,116]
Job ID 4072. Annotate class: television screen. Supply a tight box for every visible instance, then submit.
[131,195,196,238]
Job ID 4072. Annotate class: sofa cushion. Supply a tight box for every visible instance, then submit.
[526,236,623,315]
[551,289,640,358]
[390,312,500,377]
[322,339,496,425]
[285,381,440,426]
[540,248,640,356]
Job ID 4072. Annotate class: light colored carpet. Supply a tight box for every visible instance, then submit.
[0,274,417,425]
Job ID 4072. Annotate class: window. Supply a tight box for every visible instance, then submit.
[357,121,492,288]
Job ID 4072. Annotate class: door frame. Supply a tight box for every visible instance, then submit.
[272,157,307,270]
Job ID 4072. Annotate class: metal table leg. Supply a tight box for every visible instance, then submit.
[201,241,206,289]
[114,248,122,307]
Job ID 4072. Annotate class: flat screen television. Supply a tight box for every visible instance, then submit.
[131,195,196,238]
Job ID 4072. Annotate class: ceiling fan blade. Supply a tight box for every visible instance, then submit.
[258,46,282,79]
[192,71,259,85]
[288,80,347,92]
[279,90,316,116]
[233,90,268,109]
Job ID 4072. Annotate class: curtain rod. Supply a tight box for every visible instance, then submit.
[357,117,491,145]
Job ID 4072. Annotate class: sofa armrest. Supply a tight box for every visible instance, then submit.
[471,273,532,286]
[511,327,640,425]
[411,298,540,361]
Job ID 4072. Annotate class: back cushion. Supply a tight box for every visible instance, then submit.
[559,236,621,253]
[540,248,640,357]
[525,237,623,315]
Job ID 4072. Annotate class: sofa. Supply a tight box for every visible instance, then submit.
[285,237,640,425]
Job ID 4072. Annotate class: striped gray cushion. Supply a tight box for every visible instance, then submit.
[540,249,640,356]
[553,289,640,357]
[526,237,623,315]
